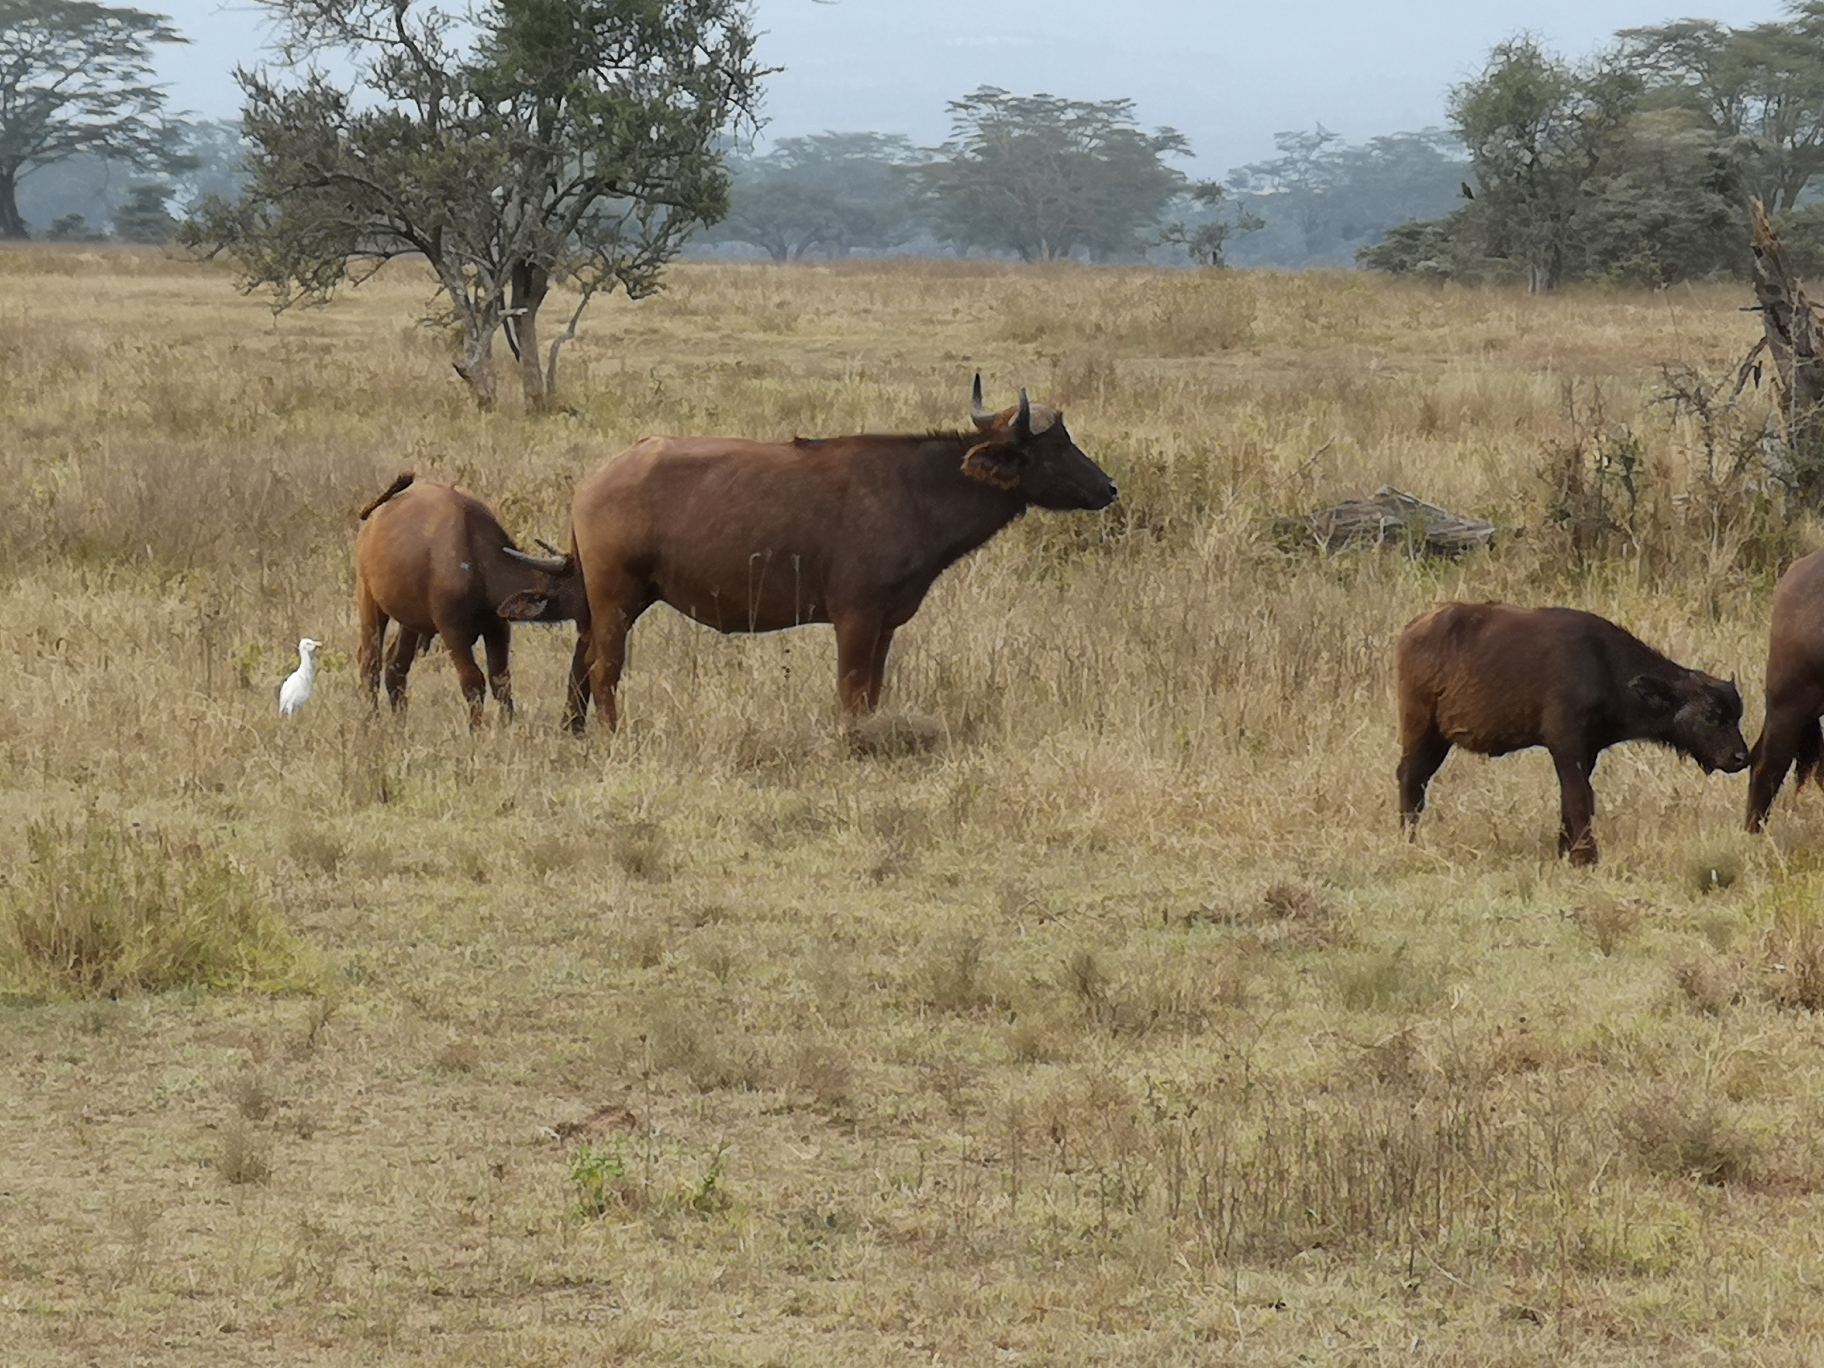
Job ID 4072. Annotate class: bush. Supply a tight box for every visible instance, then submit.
[0,816,305,996]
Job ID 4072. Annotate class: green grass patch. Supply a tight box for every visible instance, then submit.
[1,815,309,996]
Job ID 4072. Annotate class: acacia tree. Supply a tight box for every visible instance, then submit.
[0,0,186,238]
[916,88,1191,261]
[1451,38,1637,292]
[1621,9,1824,213]
[188,0,764,410]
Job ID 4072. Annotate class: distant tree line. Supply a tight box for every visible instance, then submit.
[19,0,1824,290]
[1362,7,1824,288]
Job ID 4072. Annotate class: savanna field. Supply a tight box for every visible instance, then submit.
[9,247,1824,1365]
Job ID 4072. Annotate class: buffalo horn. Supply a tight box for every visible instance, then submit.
[970,372,995,431]
[1014,388,1032,441]
[502,545,569,574]
[535,538,572,564]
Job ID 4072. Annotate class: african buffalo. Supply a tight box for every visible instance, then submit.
[1396,602,1749,865]
[355,473,585,728]
[1748,549,1824,830]
[529,376,1117,733]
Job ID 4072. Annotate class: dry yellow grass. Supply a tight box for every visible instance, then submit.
[6,244,1824,1363]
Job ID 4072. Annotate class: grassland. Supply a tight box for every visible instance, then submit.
[4,246,1824,1364]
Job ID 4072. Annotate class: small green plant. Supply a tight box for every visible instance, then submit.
[687,1146,732,1216]
[570,1140,631,1218]
[1,815,305,996]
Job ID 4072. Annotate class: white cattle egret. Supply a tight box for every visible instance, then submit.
[279,638,321,716]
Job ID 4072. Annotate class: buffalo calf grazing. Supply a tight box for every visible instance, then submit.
[536,375,1117,734]
[1748,548,1824,831]
[354,474,586,728]
[1396,603,1749,865]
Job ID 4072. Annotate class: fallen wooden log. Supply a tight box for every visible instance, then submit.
[1277,485,1496,557]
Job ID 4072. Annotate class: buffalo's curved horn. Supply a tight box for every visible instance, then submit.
[502,545,570,574]
[970,372,995,431]
[1014,388,1033,441]
[535,538,572,565]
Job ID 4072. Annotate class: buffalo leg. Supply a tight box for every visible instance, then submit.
[563,634,592,735]
[440,628,489,730]
[1748,696,1824,831]
[588,613,632,732]
[357,582,388,708]
[1397,727,1451,834]
[482,622,514,724]
[1551,749,1599,866]
[864,625,897,711]
[834,614,891,717]
[384,629,422,712]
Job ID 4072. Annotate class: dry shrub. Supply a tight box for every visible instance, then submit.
[611,821,670,881]
[1329,946,1445,1013]
[923,933,999,1014]
[1057,946,1246,1036]
[1670,955,1745,1017]
[1574,897,1645,958]
[643,997,760,1092]
[849,710,945,760]
[230,1071,275,1121]
[285,824,347,876]
[869,799,931,881]
[1,816,305,996]
[1255,879,1350,951]
[1763,918,1824,1013]
[1754,882,1824,1011]
[524,835,588,878]
[1619,1089,1760,1186]
[614,923,668,970]
[783,1042,855,1111]
[1005,1004,1072,1064]
[217,1119,271,1186]
[434,1038,480,1073]
[1360,1026,1423,1089]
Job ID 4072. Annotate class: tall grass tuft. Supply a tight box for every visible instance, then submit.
[0,815,306,995]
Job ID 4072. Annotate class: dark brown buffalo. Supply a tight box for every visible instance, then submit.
[1397,602,1749,865]
[1748,548,1824,830]
[532,376,1116,732]
[355,473,585,727]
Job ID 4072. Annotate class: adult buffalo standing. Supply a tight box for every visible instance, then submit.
[535,377,1117,733]
[1397,602,1749,865]
[1747,549,1824,830]
[355,474,585,727]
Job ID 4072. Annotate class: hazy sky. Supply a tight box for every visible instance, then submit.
[153,0,1789,173]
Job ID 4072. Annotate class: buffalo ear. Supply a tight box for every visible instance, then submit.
[962,441,1023,490]
[498,590,550,622]
[1630,674,1680,715]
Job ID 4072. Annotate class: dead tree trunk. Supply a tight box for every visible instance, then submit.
[1748,198,1824,507]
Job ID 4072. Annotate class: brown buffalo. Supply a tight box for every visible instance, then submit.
[529,376,1117,733]
[1397,602,1749,865]
[1747,548,1824,830]
[355,473,585,727]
